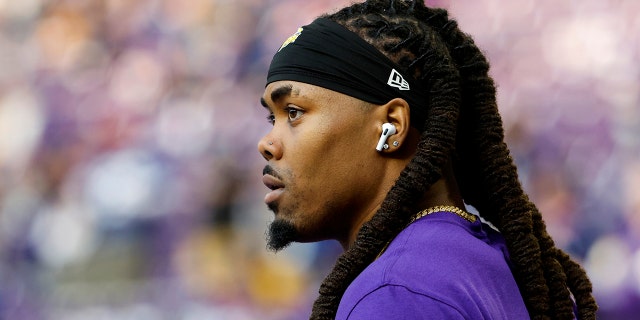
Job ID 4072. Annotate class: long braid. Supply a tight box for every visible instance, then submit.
[309,1,597,319]
[556,248,598,319]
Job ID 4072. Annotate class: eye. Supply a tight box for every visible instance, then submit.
[287,107,304,122]
[266,113,275,125]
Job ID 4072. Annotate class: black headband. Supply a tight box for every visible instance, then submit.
[266,18,428,125]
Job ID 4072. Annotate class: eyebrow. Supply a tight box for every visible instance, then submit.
[260,84,293,109]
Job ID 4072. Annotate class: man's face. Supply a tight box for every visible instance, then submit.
[258,81,385,250]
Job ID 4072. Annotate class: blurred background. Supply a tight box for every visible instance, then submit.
[0,0,637,319]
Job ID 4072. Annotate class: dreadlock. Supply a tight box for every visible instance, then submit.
[309,1,597,319]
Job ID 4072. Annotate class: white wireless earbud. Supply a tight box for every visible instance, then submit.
[375,123,397,151]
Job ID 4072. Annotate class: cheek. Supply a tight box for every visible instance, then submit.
[289,130,334,181]
[296,125,372,188]
[285,111,374,192]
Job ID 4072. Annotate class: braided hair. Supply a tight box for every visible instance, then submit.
[309,1,597,319]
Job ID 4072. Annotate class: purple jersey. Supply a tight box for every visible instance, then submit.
[336,211,530,319]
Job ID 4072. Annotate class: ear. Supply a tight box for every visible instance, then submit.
[374,98,411,153]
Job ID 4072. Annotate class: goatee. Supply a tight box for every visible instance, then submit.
[266,219,298,252]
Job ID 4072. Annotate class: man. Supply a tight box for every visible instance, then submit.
[257,1,597,319]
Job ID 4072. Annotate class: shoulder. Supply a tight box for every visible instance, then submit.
[378,214,506,287]
[337,213,530,319]
[336,217,480,319]
[336,284,466,320]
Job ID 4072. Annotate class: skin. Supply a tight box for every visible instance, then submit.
[258,80,463,250]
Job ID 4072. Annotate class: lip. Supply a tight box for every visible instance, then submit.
[262,174,285,204]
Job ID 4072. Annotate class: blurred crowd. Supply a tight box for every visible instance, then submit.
[0,0,637,319]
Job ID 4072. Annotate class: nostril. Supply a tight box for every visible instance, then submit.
[260,146,273,161]
[259,137,279,161]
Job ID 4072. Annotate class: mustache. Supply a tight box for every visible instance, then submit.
[262,165,283,180]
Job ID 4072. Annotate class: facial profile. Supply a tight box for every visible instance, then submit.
[258,80,401,250]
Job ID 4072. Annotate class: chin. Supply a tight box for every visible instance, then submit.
[266,218,299,252]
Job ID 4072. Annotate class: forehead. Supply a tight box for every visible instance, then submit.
[263,81,315,102]
[262,80,365,107]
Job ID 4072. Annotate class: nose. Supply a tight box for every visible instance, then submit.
[257,133,282,161]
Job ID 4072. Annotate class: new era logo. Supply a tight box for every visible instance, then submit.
[387,69,410,91]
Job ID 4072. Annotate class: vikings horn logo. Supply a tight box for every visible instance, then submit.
[278,27,303,52]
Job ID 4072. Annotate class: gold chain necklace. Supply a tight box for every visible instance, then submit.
[411,205,477,224]
[376,205,477,259]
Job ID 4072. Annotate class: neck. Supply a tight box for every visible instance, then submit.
[416,176,465,212]
[340,156,411,250]
[341,160,464,251]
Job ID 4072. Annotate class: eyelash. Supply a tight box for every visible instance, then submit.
[266,107,304,125]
